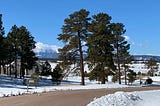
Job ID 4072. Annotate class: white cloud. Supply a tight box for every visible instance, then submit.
[33,42,61,53]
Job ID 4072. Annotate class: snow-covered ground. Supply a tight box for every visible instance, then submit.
[86,75,160,106]
[1,75,160,106]
[0,75,129,97]
[87,90,160,106]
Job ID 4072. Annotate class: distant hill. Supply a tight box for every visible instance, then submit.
[133,55,160,61]
[33,42,60,59]
[35,50,58,59]
[33,42,160,61]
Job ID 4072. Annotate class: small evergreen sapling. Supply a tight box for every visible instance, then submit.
[51,64,63,85]
[41,61,52,76]
[112,75,117,83]
[127,70,136,85]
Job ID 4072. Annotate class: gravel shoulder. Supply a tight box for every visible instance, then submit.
[0,86,160,106]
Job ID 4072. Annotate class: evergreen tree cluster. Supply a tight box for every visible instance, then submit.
[145,58,158,76]
[39,60,64,84]
[127,69,136,85]
[51,64,63,85]
[0,9,133,85]
[58,9,132,85]
[41,61,52,76]
[0,14,37,78]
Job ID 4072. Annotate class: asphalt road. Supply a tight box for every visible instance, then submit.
[0,86,160,106]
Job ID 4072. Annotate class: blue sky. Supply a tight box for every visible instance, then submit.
[0,0,160,55]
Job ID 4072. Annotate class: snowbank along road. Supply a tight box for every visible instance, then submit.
[0,86,160,106]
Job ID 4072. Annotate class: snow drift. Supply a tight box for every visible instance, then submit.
[87,92,142,106]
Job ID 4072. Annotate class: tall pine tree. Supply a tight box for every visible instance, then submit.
[120,43,132,85]
[18,26,37,78]
[58,9,90,85]
[7,25,19,78]
[7,25,37,78]
[87,13,115,84]
[0,14,9,74]
[0,14,5,74]
[145,57,158,76]
[110,23,130,84]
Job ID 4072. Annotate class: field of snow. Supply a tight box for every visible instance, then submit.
[85,74,160,106]
[1,74,160,106]
[87,90,160,106]
[0,75,129,98]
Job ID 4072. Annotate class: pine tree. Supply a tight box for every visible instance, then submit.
[0,14,4,36]
[17,26,37,78]
[121,54,133,85]
[41,61,52,76]
[0,14,8,74]
[7,25,19,78]
[145,57,158,76]
[58,9,90,85]
[0,14,13,75]
[127,69,136,85]
[87,13,115,84]
[110,23,128,84]
[51,64,64,85]
[118,37,132,85]
[7,25,37,78]
[88,65,103,82]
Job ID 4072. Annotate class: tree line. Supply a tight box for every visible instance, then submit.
[0,9,134,85]
[1,9,157,86]
[0,13,70,85]
[58,9,132,85]
[0,14,37,78]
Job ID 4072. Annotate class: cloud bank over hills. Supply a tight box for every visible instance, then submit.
[33,42,160,60]
[34,42,60,53]
[33,42,61,59]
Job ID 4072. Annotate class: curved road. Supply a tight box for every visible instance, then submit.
[0,86,160,106]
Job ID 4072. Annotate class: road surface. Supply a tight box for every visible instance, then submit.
[0,86,160,106]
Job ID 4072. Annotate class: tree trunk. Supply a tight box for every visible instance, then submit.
[9,62,12,77]
[116,39,121,84]
[78,31,85,85]
[101,68,106,84]
[20,58,25,78]
[20,61,22,79]
[124,67,127,85]
[15,57,17,78]
[26,69,29,75]
[7,66,9,75]
[2,64,6,74]
[117,63,121,84]
[0,64,1,74]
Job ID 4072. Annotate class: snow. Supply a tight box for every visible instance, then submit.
[87,91,141,106]
[137,90,160,106]
[50,62,58,70]
[129,62,160,74]
[0,75,129,98]
[1,74,160,106]
[150,76,160,82]
[87,90,160,106]
[129,63,148,73]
